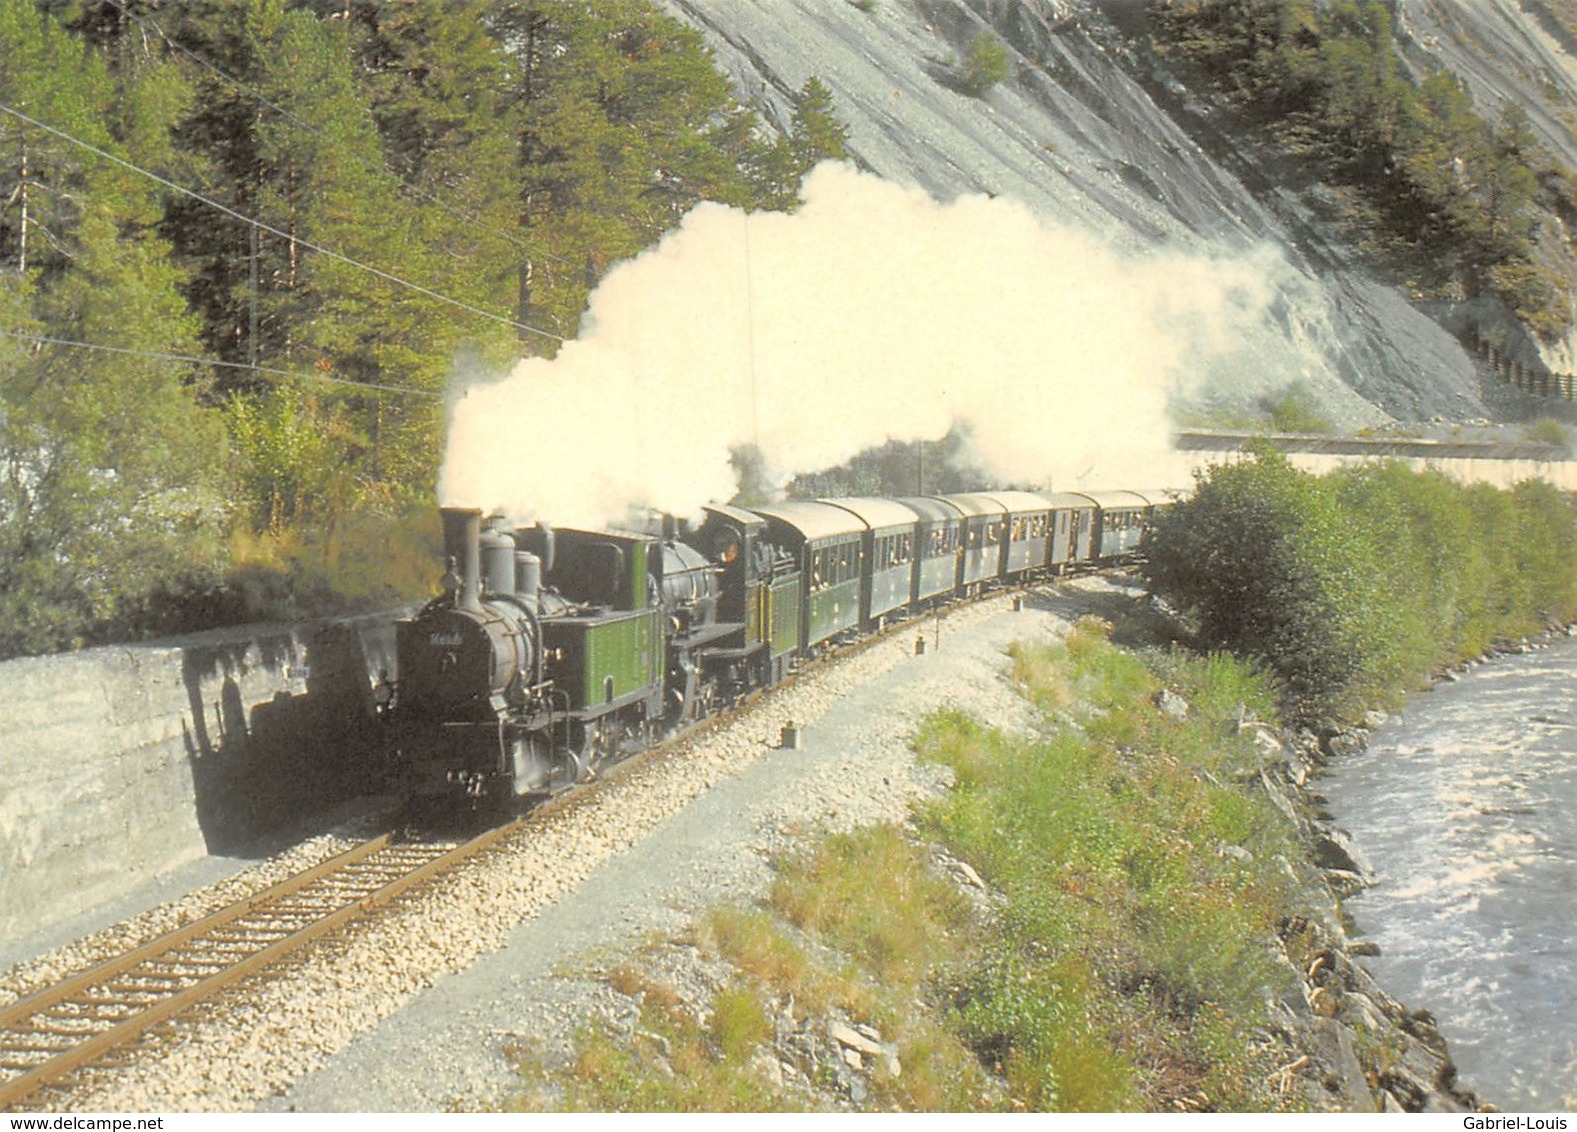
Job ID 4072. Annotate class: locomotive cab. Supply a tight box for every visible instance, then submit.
[694,505,801,693]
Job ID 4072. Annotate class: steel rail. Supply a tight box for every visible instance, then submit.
[0,577,1063,1111]
[0,835,394,1040]
[0,821,523,1109]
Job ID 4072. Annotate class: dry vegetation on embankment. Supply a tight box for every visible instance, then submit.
[503,620,1479,1113]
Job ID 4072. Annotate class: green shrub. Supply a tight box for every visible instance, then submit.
[1145,647,1280,730]
[959,31,1011,95]
[1142,450,1370,721]
[710,983,772,1061]
[1261,382,1335,434]
[226,501,443,621]
[1510,479,1577,624]
[1524,416,1572,448]
[1145,452,1577,723]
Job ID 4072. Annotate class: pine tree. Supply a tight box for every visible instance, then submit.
[333,0,525,348]
[0,0,228,656]
[748,76,853,211]
[498,0,779,340]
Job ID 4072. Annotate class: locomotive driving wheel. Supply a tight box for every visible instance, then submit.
[563,717,624,785]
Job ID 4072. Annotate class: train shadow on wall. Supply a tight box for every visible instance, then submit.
[179,618,397,856]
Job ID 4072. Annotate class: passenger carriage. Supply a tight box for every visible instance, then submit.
[1079,490,1153,560]
[978,490,1054,578]
[931,493,1003,593]
[747,501,866,649]
[898,496,964,608]
[818,497,921,629]
[1045,492,1100,572]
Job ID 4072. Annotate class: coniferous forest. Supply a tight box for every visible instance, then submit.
[0,0,849,658]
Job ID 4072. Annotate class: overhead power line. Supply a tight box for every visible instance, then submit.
[0,329,445,399]
[0,101,565,344]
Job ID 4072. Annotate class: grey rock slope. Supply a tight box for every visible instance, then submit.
[1396,0,1577,174]
[662,0,1571,424]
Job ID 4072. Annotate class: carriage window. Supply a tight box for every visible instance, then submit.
[835,542,856,583]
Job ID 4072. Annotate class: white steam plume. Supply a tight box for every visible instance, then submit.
[441,163,1279,527]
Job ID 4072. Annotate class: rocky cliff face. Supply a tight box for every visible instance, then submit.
[1393,0,1577,374]
[660,0,1574,426]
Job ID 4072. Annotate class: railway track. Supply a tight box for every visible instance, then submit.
[0,822,523,1109]
[0,579,1073,1111]
[0,628,855,1111]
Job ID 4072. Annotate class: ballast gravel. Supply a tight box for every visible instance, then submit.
[13,580,1129,1112]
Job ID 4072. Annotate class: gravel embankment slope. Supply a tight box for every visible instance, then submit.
[22,582,1115,1112]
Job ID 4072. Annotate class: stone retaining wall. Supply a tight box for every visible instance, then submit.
[0,614,403,944]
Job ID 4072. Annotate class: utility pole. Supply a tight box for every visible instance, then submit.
[248,222,259,369]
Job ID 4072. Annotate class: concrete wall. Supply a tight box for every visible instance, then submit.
[1,613,402,944]
[1179,438,1577,491]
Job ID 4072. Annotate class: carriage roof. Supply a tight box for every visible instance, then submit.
[748,501,867,543]
[817,497,920,531]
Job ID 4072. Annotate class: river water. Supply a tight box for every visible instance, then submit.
[1321,635,1577,1112]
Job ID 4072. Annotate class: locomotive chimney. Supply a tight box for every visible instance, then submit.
[440,507,484,611]
[517,523,556,575]
[480,514,517,598]
[515,551,541,613]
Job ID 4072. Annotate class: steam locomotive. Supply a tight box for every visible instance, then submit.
[388,490,1174,807]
